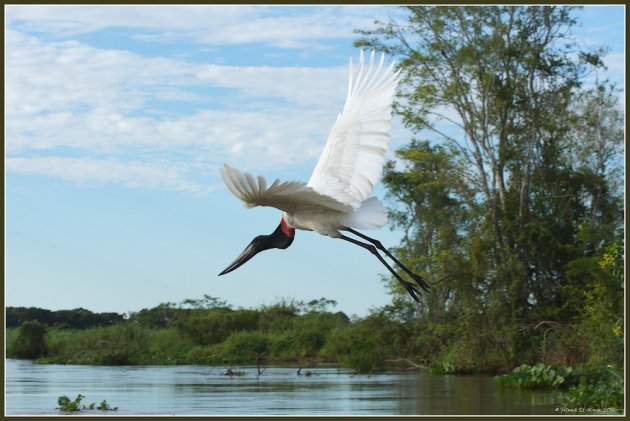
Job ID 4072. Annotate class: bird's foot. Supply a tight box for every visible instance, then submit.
[409,272,431,292]
[401,280,422,303]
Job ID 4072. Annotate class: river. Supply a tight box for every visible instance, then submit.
[5,359,562,415]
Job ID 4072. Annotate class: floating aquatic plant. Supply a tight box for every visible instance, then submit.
[56,394,118,412]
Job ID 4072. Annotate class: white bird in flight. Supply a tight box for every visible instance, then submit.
[218,50,429,301]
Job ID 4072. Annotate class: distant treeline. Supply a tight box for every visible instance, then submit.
[6,306,126,329]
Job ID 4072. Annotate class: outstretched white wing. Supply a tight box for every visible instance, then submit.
[220,164,352,215]
[308,50,401,209]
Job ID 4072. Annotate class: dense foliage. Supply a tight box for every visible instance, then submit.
[355,5,623,376]
[10,320,48,359]
[5,297,460,373]
[6,297,359,368]
[495,363,574,389]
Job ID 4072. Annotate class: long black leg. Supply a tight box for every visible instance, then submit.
[339,234,423,302]
[343,227,430,292]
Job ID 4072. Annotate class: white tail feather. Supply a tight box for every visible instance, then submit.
[343,196,387,230]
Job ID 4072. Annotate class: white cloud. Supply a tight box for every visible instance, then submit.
[6,156,211,194]
[6,5,380,49]
[6,5,262,36]
[193,8,376,48]
[5,28,354,192]
[5,5,405,194]
[6,30,198,117]
[196,64,345,108]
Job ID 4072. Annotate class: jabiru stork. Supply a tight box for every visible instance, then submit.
[218,51,429,301]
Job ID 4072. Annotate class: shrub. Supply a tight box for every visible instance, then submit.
[270,312,349,359]
[428,361,457,375]
[495,363,574,389]
[220,331,270,363]
[320,313,401,373]
[564,366,624,411]
[258,301,299,333]
[186,345,224,365]
[142,328,190,364]
[10,320,48,359]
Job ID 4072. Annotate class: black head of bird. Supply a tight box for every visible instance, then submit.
[218,218,295,276]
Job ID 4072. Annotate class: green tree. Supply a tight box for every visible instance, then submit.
[356,6,622,368]
[381,140,472,320]
[303,297,338,314]
[10,320,48,359]
[258,298,302,333]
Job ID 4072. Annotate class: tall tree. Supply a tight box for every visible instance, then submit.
[356,6,622,367]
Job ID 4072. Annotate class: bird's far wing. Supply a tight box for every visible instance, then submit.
[221,164,353,215]
[308,50,401,209]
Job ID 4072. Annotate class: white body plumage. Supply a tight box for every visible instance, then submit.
[220,50,400,239]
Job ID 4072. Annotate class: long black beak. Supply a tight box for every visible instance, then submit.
[218,240,262,276]
[219,222,294,276]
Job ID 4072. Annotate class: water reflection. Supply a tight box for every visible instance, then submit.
[5,359,560,415]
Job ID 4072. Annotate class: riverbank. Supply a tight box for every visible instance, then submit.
[6,298,624,412]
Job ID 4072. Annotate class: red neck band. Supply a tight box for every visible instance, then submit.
[281,217,295,238]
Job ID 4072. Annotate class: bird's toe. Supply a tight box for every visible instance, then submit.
[411,273,431,292]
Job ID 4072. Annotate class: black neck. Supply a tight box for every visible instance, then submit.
[267,223,295,250]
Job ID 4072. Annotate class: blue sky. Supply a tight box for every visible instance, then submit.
[5,5,625,317]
